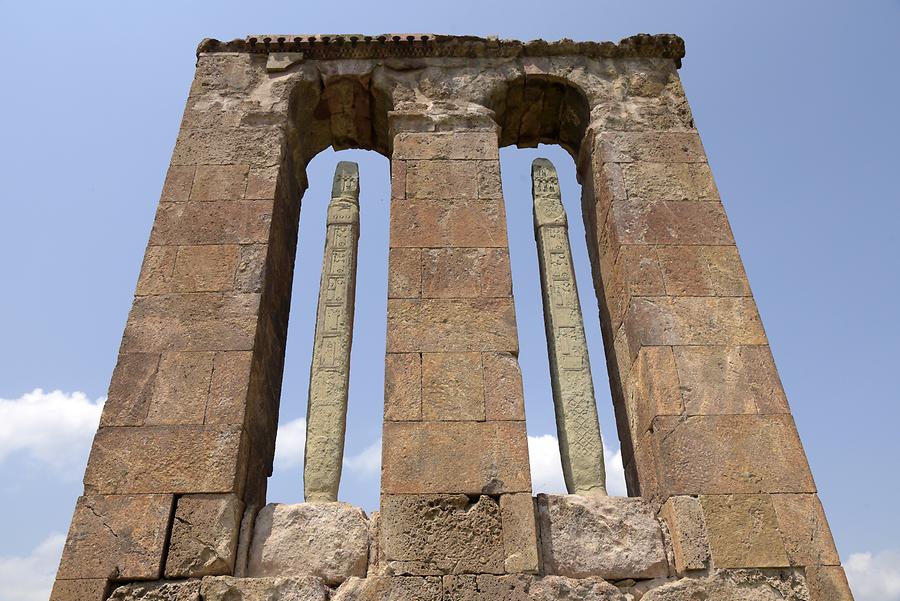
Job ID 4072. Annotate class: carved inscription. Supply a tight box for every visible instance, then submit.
[304,161,361,502]
[532,158,607,496]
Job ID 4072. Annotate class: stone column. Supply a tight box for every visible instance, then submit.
[380,118,538,575]
[51,51,300,599]
[304,161,360,502]
[532,158,607,496]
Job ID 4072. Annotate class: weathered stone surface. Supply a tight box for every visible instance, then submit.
[422,352,485,420]
[529,576,628,601]
[107,580,200,601]
[500,494,539,573]
[622,162,718,201]
[390,197,509,248]
[381,494,504,574]
[145,351,214,425]
[443,575,628,601]
[599,131,706,163]
[200,576,328,601]
[421,248,511,298]
[100,353,159,427]
[771,494,841,567]
[205,351,253,425]
[387,299,518,353]
[656,245,750,297]
[700,494,789,568]
[161,165,195,203]
[482,352,526,421]
[137,247,177,296]
[247,503,369,585]
[171,126,284,167]
[605,200,734,248]
[385,353,422,421]
[642,569,810,600]
[389,248,422,298]
[804,566,854,601]
[57,495,172,580]
[234,244,267,292]
[627,346,683,441]
[405,160,478,199]
[165,494,243,578]
[382,421,531,494]
[537,494,668,580]
[49,578,109,601]
[394,132,498,160]
[659,496,709,573]
[171,245,240,292]
[150,200,272,246]
[331,576,442,601]
[84,425,245,494]
[604,244,665,331]
[190,165,249,201]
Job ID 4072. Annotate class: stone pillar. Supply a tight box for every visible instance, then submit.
[381,119,538,575]
[51,51,300,599]
[532,158,606,497]
[580,122,852,597]
[304,161,360,502]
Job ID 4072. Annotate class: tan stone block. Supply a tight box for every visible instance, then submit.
[101,353,160,426]
[246,165,279,199]
[234,244,267,293]
[771,494,840,566]
[206,351,253,426]
[84,425,246,494]
[604,245,665,332]
[172,245,240,292]
[107,580,201,600]
[136,246,177,295]
[606,200,734,249]
[390,197,508,248]
[651,415,816,495]
[391,159,407,200]
[406,160,478,199]
[161,165,195,203]
[389,248,422,298]
[599,132,707,163]
[385,353,422,421]
[150,200,272,246]
[145,351,215,425]
[500,494,539,573]
[674,345,789,415]
[387,299,518,353]
[57,494,173,580]
[422,352,485,420]
[483,352,526,421]
[382,421,531,494]
[172,126,284,167]
[421,248,511,299]
[394,132,499,160]
[191,165,249,200]
[201,576,328,601]
[623,297,767,361]
[805,565,855,601]
[122,292,261,353]
[657,246,750,296]
[165,493,243,577]
[332,575,442,601]
[477,161,503,198]
[627,431,659,499]
[628,346,683,439]
[700,494,789,568]
[622,162,718,201]
[658,496,710,573]
[381,494,505,574]
[442,574,532,601]
[50,579,109,601]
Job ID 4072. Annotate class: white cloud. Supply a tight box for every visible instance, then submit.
[0,389,103,470]
[0,533,65,601]
[344,438,381,476]
[273,417,306,471]
[846,549,900,601]
[528,434,627,496]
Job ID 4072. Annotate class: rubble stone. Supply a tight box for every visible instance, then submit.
[331,576,442,601]
[641,568,810,600]
[200,576,328,601]
[106,580,201,601]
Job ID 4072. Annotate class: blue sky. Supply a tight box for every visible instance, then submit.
[1,1,898,600]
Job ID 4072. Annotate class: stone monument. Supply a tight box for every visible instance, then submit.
[49,33,853,601]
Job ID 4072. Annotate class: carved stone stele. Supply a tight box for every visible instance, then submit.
[304,161,361,502]
[532,158,607,496]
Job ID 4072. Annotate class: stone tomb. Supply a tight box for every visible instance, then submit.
[51,33,853,601]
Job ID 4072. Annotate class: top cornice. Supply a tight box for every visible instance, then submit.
[196,33,685,67]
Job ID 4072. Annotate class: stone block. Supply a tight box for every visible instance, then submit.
[100,353,160,427]
[605,200,734,249]
[57,494,172,580]
[150,200,272,246]
[771,494,841,566]
[161,165,195,203]
[394,132,499,160]
[381,495,504,574]
[247,502,369,585]
[622,162,718,201]
[657,246,750,297]
[650,415,816,496]
[84,425,246,494]
[246,165,279,200]
[389,248,422,298]
[673,345,789,416]
[405,160,478,199]
[599,132,706,163]
[386,299,518,353]
[391,159,407,200]
[641,568,810,600]
[442,574,531,601]
[385,353,422,421]
[107,580,201,600]
[658,496,710,573]
[627,346,683,440]
[200,576,328,601]
[171,245,240,292]
[536,494,668,580]
[700,494,789,568]
[604,245,665,331]
[804,565,855,601]
[422,352,485,421]
[145,351,214,425]
[477,161,503,198]
[529,576,628,601]
[190,165,249,200]
[172,126,284,167]
[49,578,109,601]
[136,246,177,296]
[482,352,526,421]
[234,244,267,293]
[421,248,511,298]
[165,494,243,577]
[331,576,442,601]
[500,494,539,573]
[382,421,531,494]
[205,351,253,426]
[389,197,508,248]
